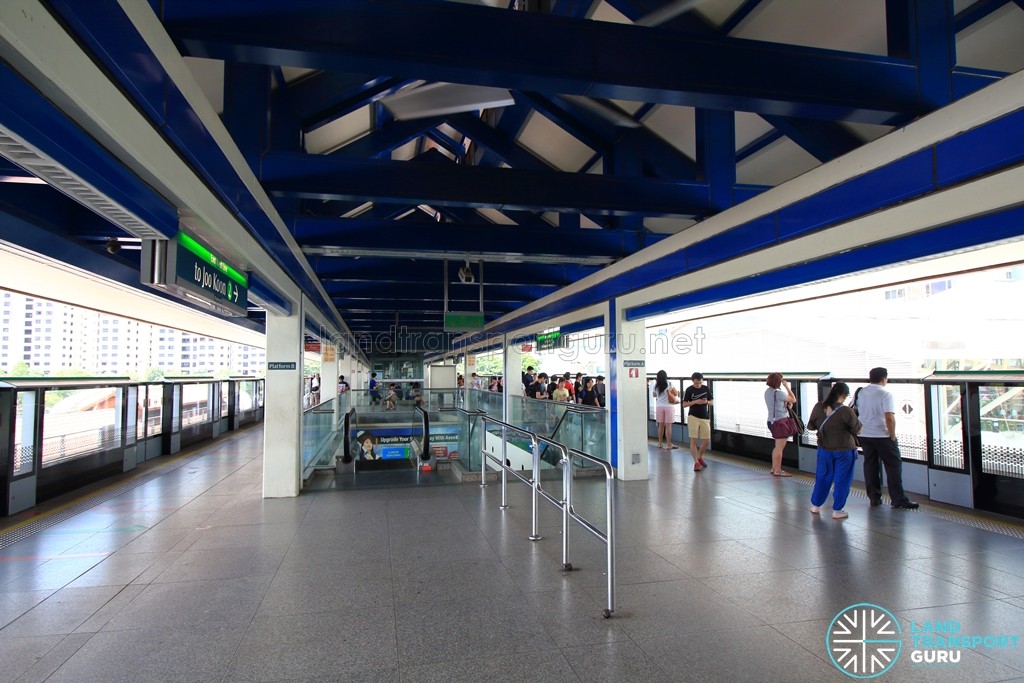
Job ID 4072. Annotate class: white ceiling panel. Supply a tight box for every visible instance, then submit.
[591,1,632,25]
[695,0,750,29]
[731,0,888,56]
[642,104,697,159]
[841,121,895,143]
[734,112,775,151]
[476,207,516,225]
[736,136,821,186]
[305,108,371,155]
[645,217,698,234]
[183,57,223,115]
[391,139,419,162]
[281,67,317,84]
[517,111,596,172]
[956,4,1024,73]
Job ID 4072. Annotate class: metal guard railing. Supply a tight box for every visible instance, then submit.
[477,412,616,619]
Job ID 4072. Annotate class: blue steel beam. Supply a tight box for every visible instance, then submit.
[0,191,265,332]
[0,62,178,239]
[953,0,1016,33]
[331,118,444,159]
[284,72,409,132]
[162,0,935,123]
[761,116,863,163]
[260,153,712,216]
[326,282,555,301]
[444,114,551,171]
[46,0,348,334]
[315,257,599,285]
[290,217,653,257]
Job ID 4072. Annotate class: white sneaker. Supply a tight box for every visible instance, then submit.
[832,510,849,519]
[810,506,820,514]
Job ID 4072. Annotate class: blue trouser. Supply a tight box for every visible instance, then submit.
[811,447,857,510]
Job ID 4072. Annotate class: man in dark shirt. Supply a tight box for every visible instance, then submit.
[682,372,714,471]
[522,366,535,393]
[527,373,549,400]
[594,375,606,408]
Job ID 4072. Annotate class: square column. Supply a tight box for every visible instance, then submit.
[263,299,304,498]
[609,299,649,481]
[503,337,522,423]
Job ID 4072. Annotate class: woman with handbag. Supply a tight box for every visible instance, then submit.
[806,382,861,519]
[764,372,797,476]
[653,369,680,449]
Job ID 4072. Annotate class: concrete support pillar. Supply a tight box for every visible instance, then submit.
[504,337,522,424]
[609,299,649,481]
[321,345,339,404]
[263,298,304,498]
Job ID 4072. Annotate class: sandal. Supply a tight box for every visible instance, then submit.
[771,471,792,477]
[668,445,678,449]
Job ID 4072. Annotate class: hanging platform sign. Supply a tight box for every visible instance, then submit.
[304,341,321,353]
[141,232,248,317]
[444,312,485,331]
[536,328,563,352]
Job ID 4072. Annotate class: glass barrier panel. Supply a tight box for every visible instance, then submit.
[220,382,230,418]
[181,383,211,427]
[800,382,819,447]
[978,384,1024,478]
[302,404,337,470]
[41,387,121,467]
[13,390,37,477]
[930,384,964,469]
[888,383,927,462]
[146,384,163,437]
[466,388,503,416]
[125,386,137,446]
[712,380,774,438]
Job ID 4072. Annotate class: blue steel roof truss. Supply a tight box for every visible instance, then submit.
[0,0,1018,346]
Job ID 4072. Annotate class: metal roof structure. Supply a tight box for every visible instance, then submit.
[1,0,1024,354]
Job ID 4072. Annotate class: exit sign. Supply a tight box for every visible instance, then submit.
[444,312,485,331]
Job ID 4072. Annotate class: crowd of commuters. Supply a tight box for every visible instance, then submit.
[653,367,920,517]
[521,366,607,408]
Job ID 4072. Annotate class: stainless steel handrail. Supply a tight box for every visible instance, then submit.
[478,413,616,618]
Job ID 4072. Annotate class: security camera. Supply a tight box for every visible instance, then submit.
[458,262,475,284]
[106,238,121,255]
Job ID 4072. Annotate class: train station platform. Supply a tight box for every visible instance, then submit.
[1,426,1021,682]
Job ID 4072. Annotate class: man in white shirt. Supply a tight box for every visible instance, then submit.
[856,367,919,509]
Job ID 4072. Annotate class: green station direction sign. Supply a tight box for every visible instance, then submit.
[172,232,248,316]
[536,328,563,351]
[444,312,485,331]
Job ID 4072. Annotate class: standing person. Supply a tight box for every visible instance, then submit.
[551,377,571,402]
[682,372,713,471]
[573,373,584,400]
[652,370,679,449]
[765,372,797,477]
[527,373,549,400]
[807,382,861,519]
[470,372,482,390]
[369,372,381,405]
[594,375,607,408]
[858,367,920,509]
[310,373,321,405]
[522,366,535,394]
[561,372,575,401]
[338,375,349,393]
[579,377,600,407]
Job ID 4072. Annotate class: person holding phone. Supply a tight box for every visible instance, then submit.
[653,369,679,450]
[683,372,713,471]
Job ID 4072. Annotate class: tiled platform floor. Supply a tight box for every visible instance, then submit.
[0,426,1022,682]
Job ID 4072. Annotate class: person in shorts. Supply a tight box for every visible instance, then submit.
[683,372,713,471]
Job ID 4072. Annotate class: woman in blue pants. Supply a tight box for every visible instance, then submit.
[806,382,862,519]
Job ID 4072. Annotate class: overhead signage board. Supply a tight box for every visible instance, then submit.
[444,312,485,331]
[536,328,563,352]
[304,341,321,353]
[142,232,248,317]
